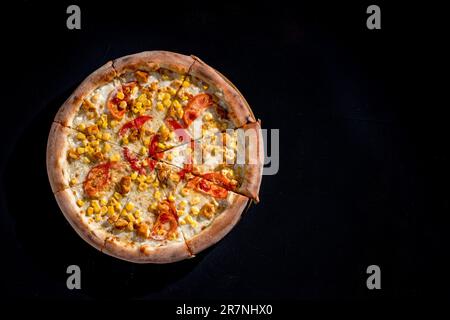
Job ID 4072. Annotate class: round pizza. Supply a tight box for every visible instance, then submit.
[46,51,263,263]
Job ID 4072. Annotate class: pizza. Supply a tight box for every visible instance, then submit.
[46,51,263,263]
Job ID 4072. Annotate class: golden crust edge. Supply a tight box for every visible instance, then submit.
[47,122,71,193]
[189,56,256,127]
[186,194,249,254]
[112,51,195,77]
[102,236,192,264]
[54,188,109,252]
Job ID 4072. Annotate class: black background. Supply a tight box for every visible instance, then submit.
[0,1,448,302]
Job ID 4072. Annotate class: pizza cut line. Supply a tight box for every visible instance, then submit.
[47,51,263,263]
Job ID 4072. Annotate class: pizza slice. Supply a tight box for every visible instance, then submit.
[155,122,263,201]
[163,57,256,141]
[102,163,191,263]
[54,177,131,252]
[154,161,249,254]
[47,123,133,193]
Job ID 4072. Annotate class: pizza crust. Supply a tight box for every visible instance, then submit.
[186,194,249,254]
[236,121,264,201]
[190,56,256,127]
[103,236,192,264]
[112,51,195,77]
[54,188,110,252]
[54,61,117,127]
[47,122,71,193]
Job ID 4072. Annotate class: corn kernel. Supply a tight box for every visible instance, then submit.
[76,132,86,140]
[70,178,78,186]
[157,142,166,150]
[107,206,115,216]
[103,132,111,140]
[125,202,134,211]
[179,200,187,209]
[145,174,154,183]
[103,143,111,153]
[122,136,129,145]
[119,101,127,109]
[100,206,108,215]
[156,102,164,111]
[131,172,138,180]
[163,98,171,107]
[181,188,190,197]
[76,199,84,207]
[134,210,141,218]
[140,146,147,155]
[95,214,102,222]
[110,153,120,162]
[168,194,175,202]
[190,207,200,216]
[82,157,90,164]
[110,120,118,127]
[127,221,134,231]
[138,93,147,102]
[182,80,190,88]
[77,123,86,131]
[179,219,186,225]
[149,202,158,211]
[87,207,94,216]
[203,112,213,121]
[138,182,147,191]
[116,91,124,100]
[137,174,146,183]
[186,214,198,227]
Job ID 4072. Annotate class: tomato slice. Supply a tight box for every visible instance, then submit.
[148,134,159,156]
[123,147,146,174]
[166,118,191,143]
[182,93,213,127]
[186,177,228,199]
[148,158,157,171]
[150,201,178,241]
[134,115,152,128]
[107,82,137,120]
[83,162,112,198]
[178,163,193,180]
[119,121,134,136]
[119,115,152,136]
[107,93,126,120]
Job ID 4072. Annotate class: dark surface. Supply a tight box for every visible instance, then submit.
[0,1,448,300]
